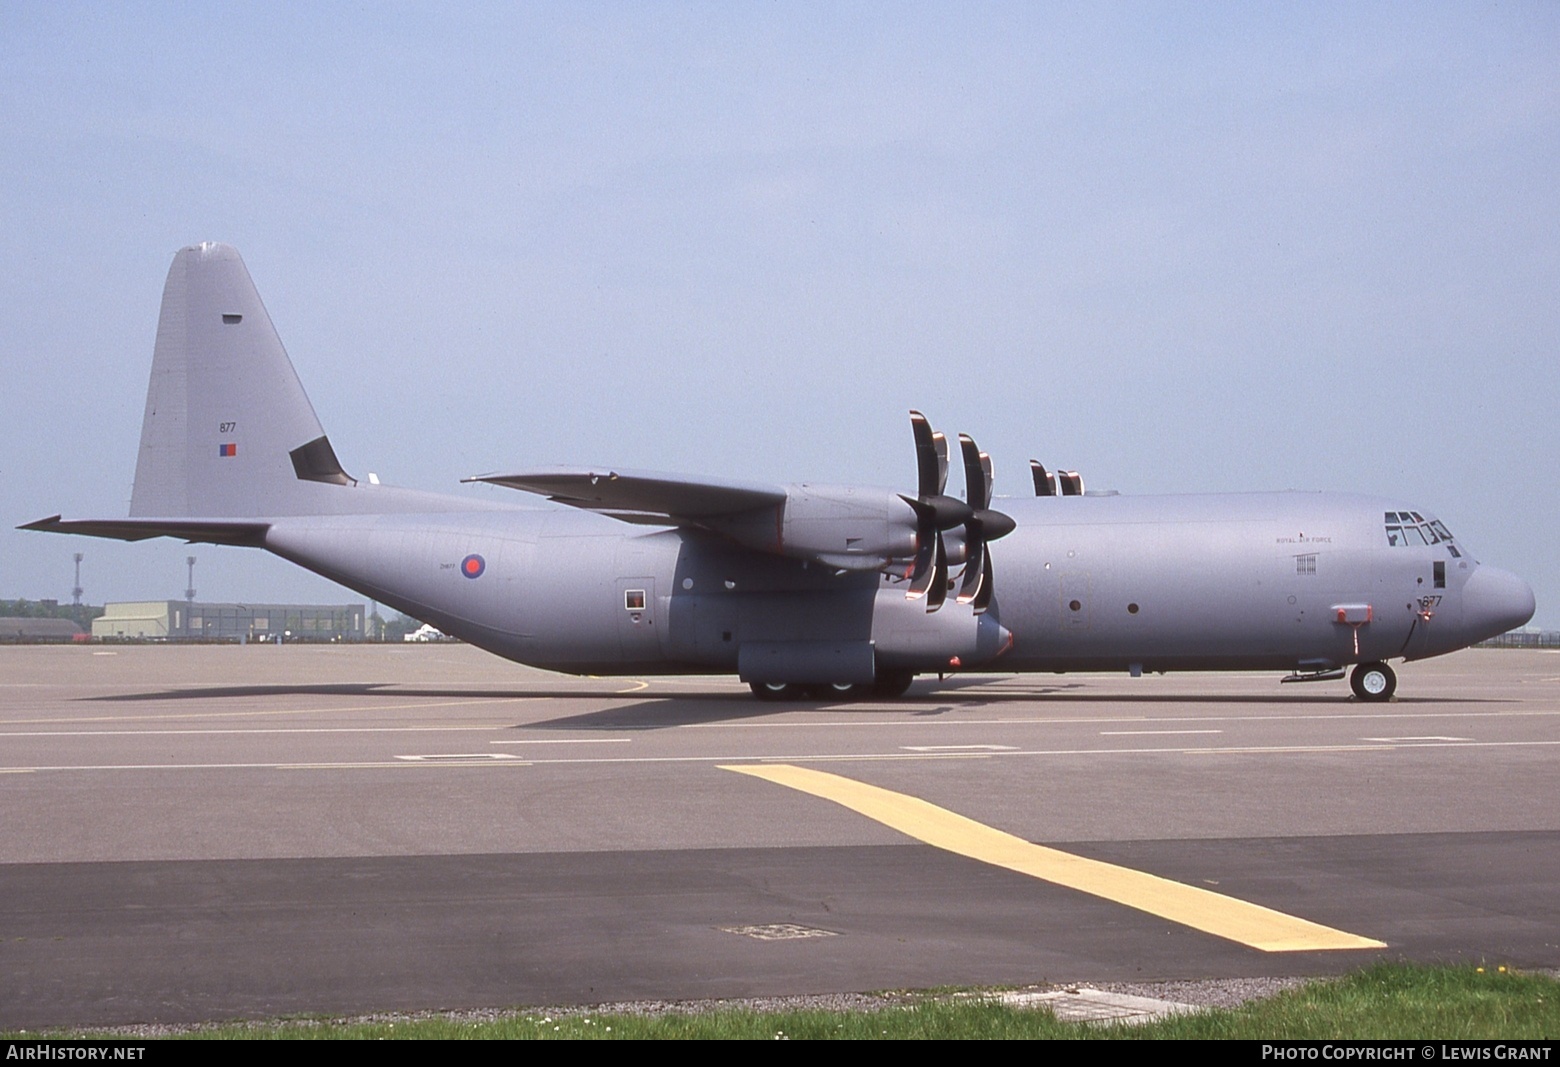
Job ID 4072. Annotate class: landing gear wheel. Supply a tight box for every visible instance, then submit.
[814,682,863,701]
[749,681,806,702]
[1350,661,1396,701]
[869,669,915,699]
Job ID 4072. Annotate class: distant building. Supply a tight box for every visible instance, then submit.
[93,601,365,642]
[0,617,86,643]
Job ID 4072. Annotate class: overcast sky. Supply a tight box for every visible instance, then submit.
[3,3,1556,628]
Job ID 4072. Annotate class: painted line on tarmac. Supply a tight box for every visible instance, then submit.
[0,725,507,738]
[721,762,1387,954]
[1100,729,1222,736]
[901,744,1017,752]
[1360,735,1472,743]
[489,738,633,745]
[680,708,1560,730]
[6,738,1558,775]
[0,697,530,727]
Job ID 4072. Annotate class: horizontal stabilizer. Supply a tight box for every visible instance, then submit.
[19,515,269,546]
[466,468,787,522]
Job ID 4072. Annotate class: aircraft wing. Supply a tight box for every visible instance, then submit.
[465,468,787,523]
[18,516,270,546]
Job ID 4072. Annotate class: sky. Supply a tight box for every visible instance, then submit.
[2,3,1556,627]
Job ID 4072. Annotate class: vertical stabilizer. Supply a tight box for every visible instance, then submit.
[130,243,345,517]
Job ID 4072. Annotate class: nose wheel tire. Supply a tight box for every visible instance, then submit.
[1350,661,1396,701]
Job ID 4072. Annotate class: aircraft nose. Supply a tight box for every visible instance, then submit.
[1461,565,1536,642]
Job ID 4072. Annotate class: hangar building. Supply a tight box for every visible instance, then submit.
[93,602,365,642]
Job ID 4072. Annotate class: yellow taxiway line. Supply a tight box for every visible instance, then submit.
[722,762,1385,953]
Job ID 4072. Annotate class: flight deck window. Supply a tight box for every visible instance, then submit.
[1385,513,1456,548]
[1434,562,1445,589]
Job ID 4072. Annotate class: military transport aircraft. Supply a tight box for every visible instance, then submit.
[24,243,1535,701]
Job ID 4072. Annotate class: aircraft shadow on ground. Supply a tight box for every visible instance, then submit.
[81,680,1475,733]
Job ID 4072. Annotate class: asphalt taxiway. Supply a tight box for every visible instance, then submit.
[1,645,1556,1027]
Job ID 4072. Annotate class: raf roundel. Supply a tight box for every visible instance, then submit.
[460,553,485,579]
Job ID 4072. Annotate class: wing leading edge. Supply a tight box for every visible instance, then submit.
[465,468,788,525]
[18,516,270,546]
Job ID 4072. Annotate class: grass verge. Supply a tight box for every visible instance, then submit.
[27,963,1560,1040]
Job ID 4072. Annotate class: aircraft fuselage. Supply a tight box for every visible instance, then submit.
[261,488,1525,680]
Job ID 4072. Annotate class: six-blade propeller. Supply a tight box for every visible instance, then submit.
[902,411,1015,615]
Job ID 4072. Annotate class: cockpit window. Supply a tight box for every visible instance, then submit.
[1385,511,1456,549]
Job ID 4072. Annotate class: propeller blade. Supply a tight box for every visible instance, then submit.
[972,552,995,614]
[910,411,942,498]
[1030,460,1055,497]
[1059,470,1083,496]
[926,533,948,612]
[958,434,988,510]
[956,528,985,604]
[905,523,937,601]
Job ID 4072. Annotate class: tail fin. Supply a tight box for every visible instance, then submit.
[130,243,352,518]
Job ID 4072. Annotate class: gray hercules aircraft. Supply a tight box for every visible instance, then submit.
[24,243,1536,701]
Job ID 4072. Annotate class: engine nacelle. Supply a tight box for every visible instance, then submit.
[704,483,919,571]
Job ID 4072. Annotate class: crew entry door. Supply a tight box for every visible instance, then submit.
[616,577,659,660]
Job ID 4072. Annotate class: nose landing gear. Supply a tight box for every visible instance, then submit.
[1350,661,1397,701]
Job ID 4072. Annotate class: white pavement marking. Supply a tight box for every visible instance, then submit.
[0,726,506,738]
[488,738,633,745]
[676,708,1560,729]
[395,753,523,761]
[0,696,530,727]
[1360,736,1473,743]
[6,739,1559,775]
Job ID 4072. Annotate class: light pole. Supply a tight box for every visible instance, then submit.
[185,556,196,637]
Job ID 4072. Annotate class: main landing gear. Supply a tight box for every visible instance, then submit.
[1350,661,1396,702]
[749,669,916,702]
